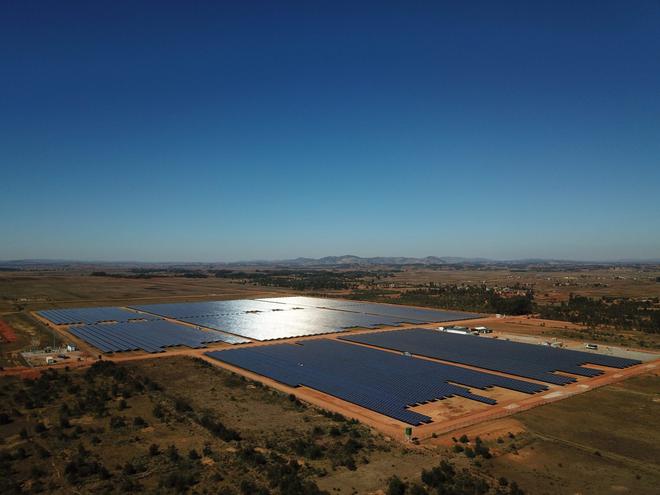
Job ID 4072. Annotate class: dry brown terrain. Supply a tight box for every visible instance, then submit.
[382,266,660,303]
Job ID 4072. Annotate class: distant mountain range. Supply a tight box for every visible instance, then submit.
[241,255,660,267]
[2,255,659,270]
[249,255,494,267]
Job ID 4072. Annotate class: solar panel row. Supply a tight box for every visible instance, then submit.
[68,320,249,354]
[206,339,548,425]
[38,307,158,325]
[341,329,642,385]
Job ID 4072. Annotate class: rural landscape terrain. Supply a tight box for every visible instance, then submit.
[1,258,658,494]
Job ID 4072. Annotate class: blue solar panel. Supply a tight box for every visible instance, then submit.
[38,307,159,325]
[341,329,642,385]
[69,320,249,353]
[206,339,548,425]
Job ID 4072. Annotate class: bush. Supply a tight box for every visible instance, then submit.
[160,470,196,492]
[509,481,525,495]
[240,479,268,495]
[387,476,407,495]
[239,446,267,466]
[36,444,51,459]
[123,462,137,475]
[13,447,27,460]
[198,413,241,442]
[291,437,325,460]
[133,416,147,427]
[109,416,126,429]
[64,452,109,484]
[153,404,165,419]
[474,437,491,459]
[421,460,490,494]
[149,444,160,456]
[166,445,180,462]
[173,397,192,413]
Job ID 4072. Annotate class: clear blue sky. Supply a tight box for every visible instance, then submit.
[1,1,659,262]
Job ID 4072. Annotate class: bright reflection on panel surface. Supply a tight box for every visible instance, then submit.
[256,296,481,322]
[132,296,483,341]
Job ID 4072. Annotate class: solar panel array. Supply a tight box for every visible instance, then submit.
[257,296,481,323]
[68,320,249,354]
[206,339,547,425]
[132,297,482,341]
[38,307,159,325]
[341,329,642,385]
[131,300,293,319]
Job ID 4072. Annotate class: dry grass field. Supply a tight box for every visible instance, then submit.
[0,271,287,313]
[484,373,660,494]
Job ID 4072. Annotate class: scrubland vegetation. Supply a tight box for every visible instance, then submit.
[1,358,521,494]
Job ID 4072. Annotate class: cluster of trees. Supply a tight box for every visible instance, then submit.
[539,294,660,334]
[387,459,524,495]
[453,435,492,459]
[197,412,241,442]
[4,362,159,436]
[213,269,384,291]
[288,429,366,470]
[236,445,326,495]
[90,268,209,279]
[64,445,111,484]
[352,285,534,315]
[90,271,155,279]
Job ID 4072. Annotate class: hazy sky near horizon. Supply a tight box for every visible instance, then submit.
[1,1,659,262]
